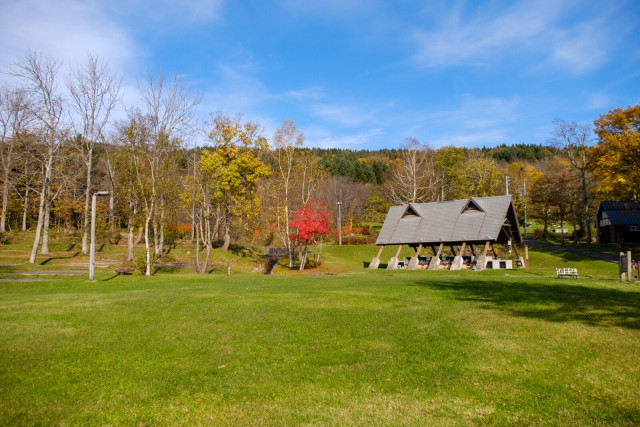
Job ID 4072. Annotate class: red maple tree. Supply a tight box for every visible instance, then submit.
[288,200,331,270]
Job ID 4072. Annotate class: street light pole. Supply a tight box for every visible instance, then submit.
[337,201,342,246]
[89,191,110,281]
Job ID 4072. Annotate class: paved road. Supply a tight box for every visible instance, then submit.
[523,240,619,263]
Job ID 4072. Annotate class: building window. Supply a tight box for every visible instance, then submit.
[631,226,637,231]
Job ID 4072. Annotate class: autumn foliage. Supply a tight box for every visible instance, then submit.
[288,201,331,270]
[591,104,640,200]
[289,201,331,244]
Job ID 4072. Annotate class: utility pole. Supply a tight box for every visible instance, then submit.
[89,191,110,281]
[523,181,528,238]
[337,201,342,246]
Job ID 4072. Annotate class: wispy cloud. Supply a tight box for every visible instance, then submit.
[305,126,383,149]
[412,1,562,67]
[124,0,225,26]
[200,62,270,117]
[0,0,139,77]
[278,0,379,17]
[395,95,521,148]
[310,102,378,127]
[411,0,616,73]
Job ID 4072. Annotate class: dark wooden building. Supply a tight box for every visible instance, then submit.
[597,200,640,246]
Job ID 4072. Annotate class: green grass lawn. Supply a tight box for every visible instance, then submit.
[1,268,639,424]
[1,233,638,424]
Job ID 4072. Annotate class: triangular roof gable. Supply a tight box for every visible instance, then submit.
[376,195,520,246]
[461,197,486,214]
[402,204,422,218]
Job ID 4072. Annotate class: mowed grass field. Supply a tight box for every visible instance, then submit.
[0,240,639,424]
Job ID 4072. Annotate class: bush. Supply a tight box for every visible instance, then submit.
[0,232,11,245]
[134,251,157,274]
[533,228,545,240]
[96,227,122,245]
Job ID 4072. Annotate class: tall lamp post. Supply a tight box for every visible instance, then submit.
[336,201,342,246]
[89,191,110,281]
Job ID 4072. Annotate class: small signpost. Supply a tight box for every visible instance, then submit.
[619,250,632,281]
[89,191,110,281]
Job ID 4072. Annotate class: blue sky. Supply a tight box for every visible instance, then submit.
[1,0,639,149]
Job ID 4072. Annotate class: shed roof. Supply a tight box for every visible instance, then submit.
[599,200,640,225]
[376,195,521,246]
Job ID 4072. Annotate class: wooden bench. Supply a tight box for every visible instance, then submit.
[556,267,578,279]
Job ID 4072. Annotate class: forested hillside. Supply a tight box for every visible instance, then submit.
[2,52,638,274]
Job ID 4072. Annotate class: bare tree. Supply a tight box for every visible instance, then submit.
[0,86,33,232]
[10,51,65,262]
[273,120,304,268]
[551,119,594,243]
[67,55,121,254]
[135,71,201,275]
[386,138,439,204]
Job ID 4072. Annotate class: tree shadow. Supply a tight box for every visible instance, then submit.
[66,243,76,251]
[410,277,640,329]
[40,252,81,265]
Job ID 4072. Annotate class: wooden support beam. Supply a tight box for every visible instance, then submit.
[394,245,403,258]
[376,245,384,259]
[491,243,498,258]
[483,241,490,257]
[459,242,467,256]
[435,242,444,258]
[469,244,476,256]
[505,227,521,261]
[431,246,437,256]
[450,245,456,256]
[415,244,423,256]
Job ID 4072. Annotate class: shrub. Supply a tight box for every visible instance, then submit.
[0,232,11,245]
[134,251,157,274]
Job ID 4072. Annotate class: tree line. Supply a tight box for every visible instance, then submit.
[1,51,638,272]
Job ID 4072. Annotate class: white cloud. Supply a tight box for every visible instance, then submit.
[311,102,378,127]
[412,1,563,67]
[550,19,609,72]
[411,0,615,73]
[200,63,270,117]
[305,126,383,149]
[124,0,225,26]
[278,0,378,17]
[432,129,509,148]
[393,95,521,148]
[584,92,612,111]
[0,0,140,79]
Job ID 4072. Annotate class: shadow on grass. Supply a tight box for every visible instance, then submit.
[411,277,640,329]
[40,252,81,265]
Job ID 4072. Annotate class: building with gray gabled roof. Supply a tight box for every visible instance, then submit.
[597,200,640,246]
[369,195,522,271]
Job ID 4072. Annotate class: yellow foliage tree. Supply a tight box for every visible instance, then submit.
[199,113,270,251]
[591,104,640,200]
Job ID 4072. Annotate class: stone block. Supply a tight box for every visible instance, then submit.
[386,257,399,270]
[450,255,463,270]
[428,256,441,270]
[368,257,380,269]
